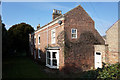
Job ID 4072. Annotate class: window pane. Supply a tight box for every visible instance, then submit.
[39,37,40,43]
[72,29,76,33]
[96,52,101,55]
[47,51,50,58]
[52,59,57,66]
[38,50,40,58]
[47,59,51,65]
[72,34,76,38]
[52,52,57,58]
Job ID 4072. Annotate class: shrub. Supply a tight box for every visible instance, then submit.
[97,63,120,79]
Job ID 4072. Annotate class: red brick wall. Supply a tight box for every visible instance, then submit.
[63,5,105,73]
[33,19,65,68]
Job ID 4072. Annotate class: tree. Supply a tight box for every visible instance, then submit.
[2,23,8,57]
[7,23,34,56]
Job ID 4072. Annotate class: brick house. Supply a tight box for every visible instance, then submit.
[29,5,107,72]
[104,19,120,64]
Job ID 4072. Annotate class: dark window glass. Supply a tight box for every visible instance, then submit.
[52,59,57,66]
[52,52,57,58]
[47,51,50,58]
[39,37,40,43]
[96,52,101,55]
[47,59,51,65]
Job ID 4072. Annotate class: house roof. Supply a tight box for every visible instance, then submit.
[35,5,93,33]
[35,14,64,32]
[102,35,106,40]
[106,19,120,33]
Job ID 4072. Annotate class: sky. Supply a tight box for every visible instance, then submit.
[2,2,119,36]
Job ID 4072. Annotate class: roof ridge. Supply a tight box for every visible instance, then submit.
[63,5,81,15]
[106,19,120,32]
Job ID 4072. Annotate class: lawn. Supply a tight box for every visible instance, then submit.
[2,56,50,79]
[2,55,92,79]
[2,54,76,79]
[3,53,119,79]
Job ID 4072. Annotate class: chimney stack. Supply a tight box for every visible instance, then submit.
[37,24,40,29]
[52,9,62,20]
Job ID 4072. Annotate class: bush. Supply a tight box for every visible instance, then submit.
[97,63,120,79]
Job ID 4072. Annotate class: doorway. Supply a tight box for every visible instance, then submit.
[95,52,102,69]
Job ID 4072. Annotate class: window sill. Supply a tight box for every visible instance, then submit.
[46,64,59,69]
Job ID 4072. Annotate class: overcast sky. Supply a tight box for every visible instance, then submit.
[2,2,118,36]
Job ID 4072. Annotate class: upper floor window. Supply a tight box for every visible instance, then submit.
[38,35,40,45]
[71,28,77,39]
[51,29,56,44]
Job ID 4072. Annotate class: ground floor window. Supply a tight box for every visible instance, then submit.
[46,50,59,69]
[38,48,41,58]
[34,49,36,59]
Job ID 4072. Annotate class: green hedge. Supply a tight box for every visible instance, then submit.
[97,63,120,79]
[81,63,120,79]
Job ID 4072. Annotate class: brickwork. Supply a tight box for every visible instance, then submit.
[63,5,105,72]
[29,5,106,73]
[118,20,120,63]
[94,45,106,63]
[32,19,65,68]
[106,20,119,64]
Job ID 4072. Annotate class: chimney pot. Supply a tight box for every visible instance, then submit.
[53,9,55,13]
[60,11,62,14]
[37,24,40,29]
[52,9,62,20]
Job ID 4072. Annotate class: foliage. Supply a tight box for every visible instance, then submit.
[7,23,34,56]
[97,63,120,79]
[2,23,8,56]
[78,63,120,79]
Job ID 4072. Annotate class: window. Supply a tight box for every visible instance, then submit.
[71,28,77,39]
[96,52,101,55]
[31,46,33,55]
[52,52,57,66]
[38,35,40,45]
[47,51,51,65]
[34,49,36,59]
[51,29,56,44]
[46,50,59,69]
[38,48,41,58]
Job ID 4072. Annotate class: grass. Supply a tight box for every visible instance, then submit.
[2,56,50,79]
[2,52,102,79]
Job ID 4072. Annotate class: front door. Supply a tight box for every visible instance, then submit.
[95,52,102,69]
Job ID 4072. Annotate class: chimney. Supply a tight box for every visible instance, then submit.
[37,24,40,29]
[52,9,62,20]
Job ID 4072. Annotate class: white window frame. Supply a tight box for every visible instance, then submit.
[38,48,41,58]
[71,28,77,39]
[38,34,40,45]
[51,29,56,44]
[46,50,59,69]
